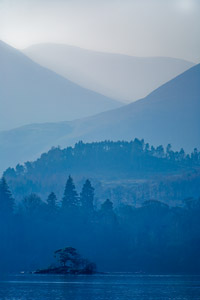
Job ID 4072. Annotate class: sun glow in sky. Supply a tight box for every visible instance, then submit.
[177,0,195,12]
[0,0,199,62]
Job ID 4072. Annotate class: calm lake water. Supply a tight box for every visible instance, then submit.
[0,274,200,300]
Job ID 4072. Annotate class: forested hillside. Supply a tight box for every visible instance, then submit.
[4,139,200,205]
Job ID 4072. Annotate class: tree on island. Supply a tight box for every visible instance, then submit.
[36,246,97,274]
[54,247,79,268]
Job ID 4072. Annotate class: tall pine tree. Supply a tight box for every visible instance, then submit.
[0,177,14,215]
[80,179,94,212]
[46,192,58,217]
[62,176,79,210]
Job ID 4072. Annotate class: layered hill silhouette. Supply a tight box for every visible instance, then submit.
[0,41,122,131]
[0,63,199,174]
[65,63,200,150]
[24,43,194,102]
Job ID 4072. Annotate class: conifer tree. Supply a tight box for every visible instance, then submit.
[101,199,113,212]
[47,192,57,210]
[100,199,116,226]
[0,177,14,215]
[62,176,79,210]
[80,179,94,211]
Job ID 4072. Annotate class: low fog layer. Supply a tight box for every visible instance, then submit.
[24,43,194,103]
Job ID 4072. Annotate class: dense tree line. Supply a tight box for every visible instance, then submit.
[0,175,200,274]
[4,139,200,204]
[5,139,200,179]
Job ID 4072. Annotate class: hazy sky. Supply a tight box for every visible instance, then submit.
[0,0,200,62]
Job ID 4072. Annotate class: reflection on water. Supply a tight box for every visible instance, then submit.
[0,274,200,300]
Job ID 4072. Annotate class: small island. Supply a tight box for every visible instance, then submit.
[35,247,97,275]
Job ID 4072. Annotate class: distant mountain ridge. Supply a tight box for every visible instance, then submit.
[0,41,122,131]
[24,43,195,102]
[61,62,199,150]
[0,63,199,174]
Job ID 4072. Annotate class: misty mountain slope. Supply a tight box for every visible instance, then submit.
[23,43,194,102]
[0,41,122,131]
[59,63,200,150]
[0,122,72,172]
[0,63,199,174]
